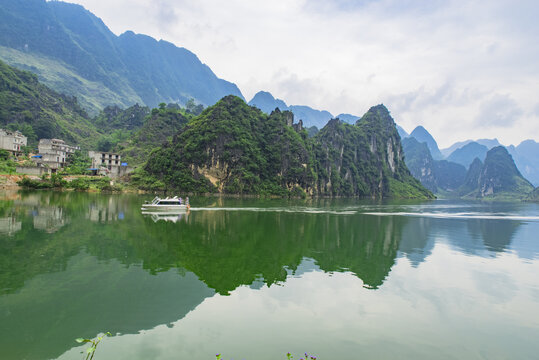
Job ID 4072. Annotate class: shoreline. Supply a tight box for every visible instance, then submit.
[4,174,532,201]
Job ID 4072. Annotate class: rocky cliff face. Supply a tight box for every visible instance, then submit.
[144,96,315,195]
[305,105,431,198]
[143,97,433,198]
[458,157,483,196]
[476,146,533,198]
[402,137,437,191]
[458,146,534,199]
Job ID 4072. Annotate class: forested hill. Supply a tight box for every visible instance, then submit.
[0,59,98,148]
[0,0,243,113]
[142,96,433,198]
[459,146,534,200]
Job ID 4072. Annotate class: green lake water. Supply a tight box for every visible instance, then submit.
[1,191,538,360]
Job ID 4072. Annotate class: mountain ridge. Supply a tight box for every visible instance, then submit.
[141,97,433,198]
[0,0,243,113]
[248,90,359,129]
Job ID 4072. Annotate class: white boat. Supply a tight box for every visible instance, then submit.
[141,196,190,211]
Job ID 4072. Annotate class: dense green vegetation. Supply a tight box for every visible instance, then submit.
[118,103,192,166]
[141,96,433,198]
[461,146,534,200]
[0,59,195,168]
[0,59,98,148]
[311,105,431,198]
[0,149,16,174]
[61,151,91,175]
[0,0,243,113]
[17,174,122,192]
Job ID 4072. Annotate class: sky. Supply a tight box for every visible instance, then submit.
[70,0,539,148]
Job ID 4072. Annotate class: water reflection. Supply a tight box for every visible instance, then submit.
[32,206,69,233]
[0,192,538,360]
[142,211,190,223]
[0,215,21,236]
[467,218,522,253]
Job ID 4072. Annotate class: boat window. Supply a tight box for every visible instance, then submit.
[156,200,181,205]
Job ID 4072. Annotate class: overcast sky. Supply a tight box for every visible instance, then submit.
[71,0,538,148]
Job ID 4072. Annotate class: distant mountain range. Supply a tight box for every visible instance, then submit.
[0,0,243,113]
[446,142,488,169]
[402,131,535,199]
[248,91,359,128]
[459,146,534,199]
[409,126,443,160]
[401,137,466,193]
[441,138,502,157]
[405,125,538,187]
[0,0,536,197]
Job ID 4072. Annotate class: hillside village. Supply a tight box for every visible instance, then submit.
[0,128,132,179]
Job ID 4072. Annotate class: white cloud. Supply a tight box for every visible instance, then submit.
[70,0,539,147]
[476,94,523,128]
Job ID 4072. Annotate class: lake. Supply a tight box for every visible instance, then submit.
[1,191,538,360]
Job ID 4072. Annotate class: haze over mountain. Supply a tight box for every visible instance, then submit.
[441,139,502,157]
[441,137,538,186]
[459,146,534,199]
[506,140,539,186]
[409,126,443,160]
[401,135,535,200]
[0,0,243,113]
[447,142,489,169]
[65,0,539,147]
[401,137,466,193]
[396,125,409,140]
[248,91,358,128]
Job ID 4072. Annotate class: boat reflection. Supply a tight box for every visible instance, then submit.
[142,210,190,223]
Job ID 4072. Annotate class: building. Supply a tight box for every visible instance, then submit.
[0,129,27,154]
[88,151,131,178]
[33,139,80,170]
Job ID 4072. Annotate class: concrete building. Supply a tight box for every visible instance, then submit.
[33,139,80,170]
[88,151,132,178]
[0,129,27,154]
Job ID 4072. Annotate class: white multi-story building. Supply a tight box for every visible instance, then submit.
[0,129,27,153]
[34,139,80,170]
[88,151,130,178]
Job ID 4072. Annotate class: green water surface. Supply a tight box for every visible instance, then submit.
[0,191,538,360]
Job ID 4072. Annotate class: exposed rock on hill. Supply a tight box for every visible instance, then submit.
[460,146,534,199]
[143,97,433,198]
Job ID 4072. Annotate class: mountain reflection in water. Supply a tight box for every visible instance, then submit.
[0,191,537,360]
